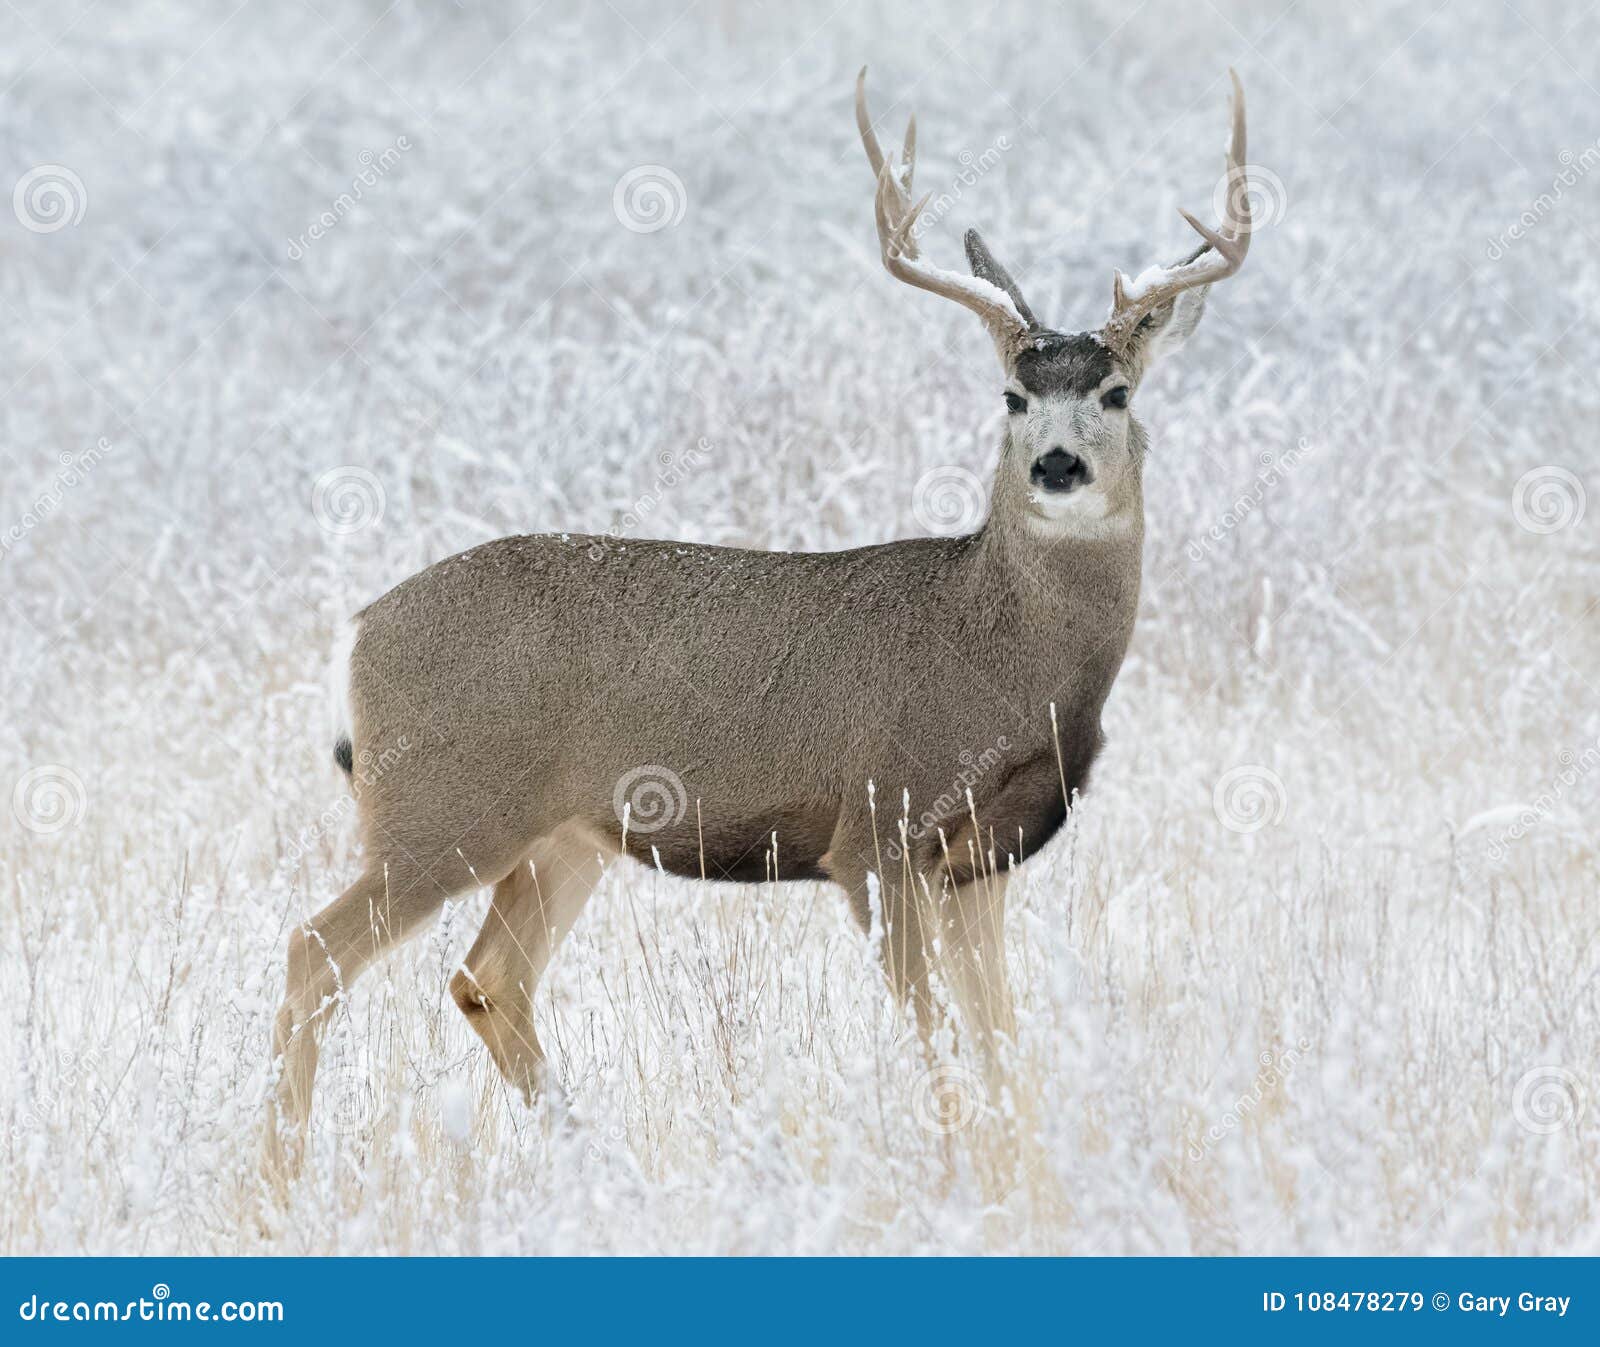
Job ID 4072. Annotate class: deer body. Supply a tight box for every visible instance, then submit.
[263,70,1250,1180]
[347,500,1140,891]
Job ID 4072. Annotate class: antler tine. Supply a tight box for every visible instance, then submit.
[855,67,886,180]
[1223,67,1247,233]
[871,158,910,261]
[1103,69,1252,351]
[857,69,1028,363]
[857,67,916,200]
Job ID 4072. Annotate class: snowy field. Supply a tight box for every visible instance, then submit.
[3,0,1597,1255]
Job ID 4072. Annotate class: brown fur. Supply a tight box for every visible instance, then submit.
[348,513,1139,892]
[262,75,1244,1181]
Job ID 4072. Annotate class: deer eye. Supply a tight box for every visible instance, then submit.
[1004,391,1028,414]
[1102,385,1129,410]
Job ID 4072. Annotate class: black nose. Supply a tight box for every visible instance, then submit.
[1030,447,1090,493]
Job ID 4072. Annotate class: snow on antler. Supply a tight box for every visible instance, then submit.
[855,68,1030,362]
[1101,69,1252,351]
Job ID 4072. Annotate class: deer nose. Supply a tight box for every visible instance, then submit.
[1030,447,1091,493]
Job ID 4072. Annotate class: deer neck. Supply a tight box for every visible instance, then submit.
[964,443,1146,707]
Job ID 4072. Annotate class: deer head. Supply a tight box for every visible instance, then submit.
[856,69,1250,536]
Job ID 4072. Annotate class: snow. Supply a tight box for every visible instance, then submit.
[898,252,1026,330]
[2,0,1597,1257]
[439,1082,474,1145]
[1116,263,1176,302]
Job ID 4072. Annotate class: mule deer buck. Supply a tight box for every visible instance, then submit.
[263,69,1251,1178]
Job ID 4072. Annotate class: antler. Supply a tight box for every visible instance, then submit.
[855,69,1030,363]
[1101,70,1251,352]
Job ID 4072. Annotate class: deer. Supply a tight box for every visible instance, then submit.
[262,68,1251,1180]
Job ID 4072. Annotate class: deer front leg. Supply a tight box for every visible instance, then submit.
[825,822,939,1052]
[934,870,1015,1090]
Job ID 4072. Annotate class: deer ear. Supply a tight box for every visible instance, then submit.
[1128,287,1208,370]
[964,230,1038,330]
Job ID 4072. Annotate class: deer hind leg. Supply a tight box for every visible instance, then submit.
[262,863,447,1186]
[450,822,612,1102]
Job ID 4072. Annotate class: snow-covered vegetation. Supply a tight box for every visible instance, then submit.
[3,0,1596,1254]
